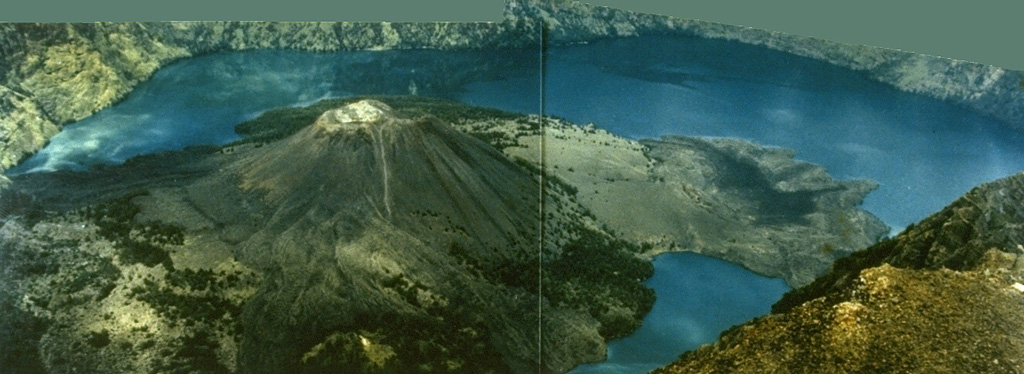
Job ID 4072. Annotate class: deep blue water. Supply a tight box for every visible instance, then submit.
[9,34,1024,374]
[570,252,789,373]
[473,36,1024,234]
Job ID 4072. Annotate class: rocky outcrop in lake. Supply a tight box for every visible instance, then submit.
[653,172,1024,373]
[500,120,888,287]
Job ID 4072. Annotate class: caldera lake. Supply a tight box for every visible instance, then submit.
[10,34,1024,373]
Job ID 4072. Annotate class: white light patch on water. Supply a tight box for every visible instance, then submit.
[834,142,888,179]
[764,107,800,126]
[661,317,710,347]
[19,113,154,173]
[11,48,539,175]
[981,140,1023,183]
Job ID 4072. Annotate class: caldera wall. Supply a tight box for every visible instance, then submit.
[2,0,1022,175]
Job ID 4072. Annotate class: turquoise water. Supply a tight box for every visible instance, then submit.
[9,34,1024,374]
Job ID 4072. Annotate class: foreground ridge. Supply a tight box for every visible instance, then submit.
[654,172,1024,374]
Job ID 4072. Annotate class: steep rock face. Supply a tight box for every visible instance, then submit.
[0,84,57,170]
[654,172,1024,373]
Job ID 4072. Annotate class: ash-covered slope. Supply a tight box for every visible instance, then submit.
[653,172,1024,373]
[210,100,549,373]
[233,100,536,254]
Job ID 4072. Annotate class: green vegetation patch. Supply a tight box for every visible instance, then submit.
[130,268,247,324]
[0,218,124,372]
[0,281,47,373]
[2,229,121,310]
[154,331,230,374]
[125,267,254,372]
[297,300,510,373]
[83,192,182,269]
[0,187,46,224]
[545,225,655,339]
[449,223,655,340]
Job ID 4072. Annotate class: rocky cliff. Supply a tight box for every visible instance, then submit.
[2,0,1023,175]
[653,172,1024,373]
